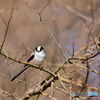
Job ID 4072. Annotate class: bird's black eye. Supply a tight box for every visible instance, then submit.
[40,46,44,51]
[35,46,44,52]
[35,47,38,51]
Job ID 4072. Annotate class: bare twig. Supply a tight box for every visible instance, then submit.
[54,0,100,25]
[0,1,15,52]
[65,48,72,56]
[39,1,51,14]
[0,51,56,77]
[0,14,7,26]
[72,42,75,57]
[38,13,66,60]
[80,61,90,92]
[21,77,56,100]
[30,68,47,82]
[51,81,54,100]
[0,88,19,100]
[0,72,34,89]
[23,2,66,60]
[82,19,99,52]
[20,72,100,100]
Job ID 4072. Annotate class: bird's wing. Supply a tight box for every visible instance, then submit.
[24,54,35,67]
[27,54,34,62]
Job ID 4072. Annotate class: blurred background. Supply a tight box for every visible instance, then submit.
[0,0,100,100]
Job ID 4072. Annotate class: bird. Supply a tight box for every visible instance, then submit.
[11,46,46,81]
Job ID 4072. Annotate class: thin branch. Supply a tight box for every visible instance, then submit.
[30,68,47,82]
[0,88,19,100]
[39,1,51,14]
[82,19,99,52]
[21,77,56,100]
[65,48,72,56]
[57,74,68,91]
[54,0,100,25]
[72,42,75,57]
[39,15,66,60]
[89,0,94,23]
[20,72,100,100]
[0,14,7,26]
[84,52,100,61]
[36,94,40,100]
[41,92,57,100]
[0,51,56,77]
[51,82,54,100]
[0,1,15,52]
[24,2,66,60]
[0,72,34,89]
[80,61,90,92]
[68,51,100,62]
[73,62,100,75]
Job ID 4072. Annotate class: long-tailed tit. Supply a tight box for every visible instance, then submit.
[11,46,46,81]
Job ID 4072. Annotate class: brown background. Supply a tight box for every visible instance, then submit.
[0,0,100,100]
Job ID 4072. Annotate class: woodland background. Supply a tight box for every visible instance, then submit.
[0,0,100,100]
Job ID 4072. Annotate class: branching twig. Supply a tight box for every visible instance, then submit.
[80,61,90,92]
[81,19,99,52]
[0,51,56,77]
[0,88,19,100]
[0,14,7,26]
[0,72,34,89]
[0,1,15,52]
[54,0,100,25]
[39,1,51,14]
[23,2,66,60]
[38,13,66,60]
[21,77,56,100]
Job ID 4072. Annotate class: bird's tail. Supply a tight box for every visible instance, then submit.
[11,66,28,81]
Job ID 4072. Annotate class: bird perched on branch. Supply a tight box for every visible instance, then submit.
[11,46,46,81]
